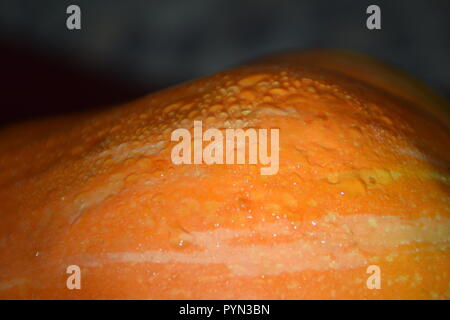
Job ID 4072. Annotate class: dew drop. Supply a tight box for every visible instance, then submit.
[163,103,180,113]
[209,104,223,113]
[269,88,288,96]
[238,74,269,87]
[327,173,340,184]
[238,90,256,100]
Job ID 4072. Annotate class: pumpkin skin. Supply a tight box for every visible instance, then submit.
[0,51,449,299]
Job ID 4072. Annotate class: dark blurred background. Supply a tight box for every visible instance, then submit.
[0,0,449,127]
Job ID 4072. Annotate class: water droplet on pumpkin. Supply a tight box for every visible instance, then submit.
[218,112,228,119]
[209,104,223,113]
[205,116,216,124]
[327,173,340,184]
[228,105,240,114]
[263,95,273,102]
[239,89,256,100]
[180,103,194,111]
[163,103,180,113]
[169,228,194,249]
[238,74,269,87]
[188,110,198,119]
[269,88,288,96]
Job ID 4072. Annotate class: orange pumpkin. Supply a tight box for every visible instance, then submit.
[0,50,448,299]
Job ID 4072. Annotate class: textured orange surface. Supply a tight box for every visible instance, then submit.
[0,51,449,299]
